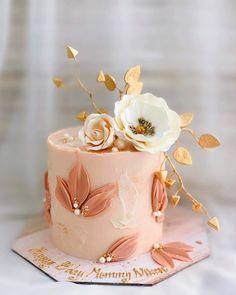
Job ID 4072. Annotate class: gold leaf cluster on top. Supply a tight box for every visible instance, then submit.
[155,113,221,231]
[97,65,143,98]
[53,45,144,119]
[52,46,221,231]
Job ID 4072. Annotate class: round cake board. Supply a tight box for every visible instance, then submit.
[11,206,210,286]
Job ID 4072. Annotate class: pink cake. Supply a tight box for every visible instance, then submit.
[44,48,220,267]
[46,127,164,260]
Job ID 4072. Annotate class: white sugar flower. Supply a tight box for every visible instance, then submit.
[114,93,181,153]
[78,113,115,151]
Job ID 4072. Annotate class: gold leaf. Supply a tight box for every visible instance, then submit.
[198,134,221,149]
[126,82,143,95]
[104,74,116,91]
[53,78,64,88]
[66,46,78,59]
[97,70,105,82]
[97,108,108,114]
[180,112,194,128]
[124,65,141,85]
[207,216,220,231]
[165,178,176,189]
[192,202,202,213]
[76,111,88,121]
[173,147,192,166]
[155,170,168,184]
[171,195,180,207]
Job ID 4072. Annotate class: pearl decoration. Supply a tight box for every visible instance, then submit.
[152,211,163,217]
[112,147,119,152]
[99,256,106,264]
[68,136,74,142]
[73,202,79,209]
[106,256,112,262]
[74,208,81,216]
[153,243,161,250]
[114,138,126,150]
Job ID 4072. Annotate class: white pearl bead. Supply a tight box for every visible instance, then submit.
[68,136,74,142]
[63,133,70,138]
[152,211,158,217]
[156,211,163,217]
[114,138,126,150]
[106,256,112,262]
[112,147,119,152]
[99,256,106,264]
[153,211,162,217]
[74,208,81,216]
[73,203,79,209]
[153,243,160,250]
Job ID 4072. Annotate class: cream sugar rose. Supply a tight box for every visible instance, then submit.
[45,94,182,262]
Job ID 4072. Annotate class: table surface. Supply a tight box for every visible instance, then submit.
[0,1,235,294]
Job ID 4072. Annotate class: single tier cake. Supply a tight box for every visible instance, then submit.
[46,127,165,260]
[44,54,220,268]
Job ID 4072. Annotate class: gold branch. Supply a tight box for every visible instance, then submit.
[74,60,101,113]
[164,153,211,219]
[181,127,199,144]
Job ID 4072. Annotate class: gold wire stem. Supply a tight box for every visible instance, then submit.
[181,127,199,144]
[74,60,101,113]
[76,79,101,113]
[164,153,210,219]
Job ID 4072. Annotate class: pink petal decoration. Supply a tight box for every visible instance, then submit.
[55,176,73,211]
[43,171,52,224]
[165,242,194,252]
[44,201,52,224]
[151,175,168,222]
[164,246,192,262]
[151,241,194,269]
[106,233,139,262]
[151,249,175,268]
[44,171,50,194]
[68,163,90,207]
[81,184,117,217]
[87,183,117,200]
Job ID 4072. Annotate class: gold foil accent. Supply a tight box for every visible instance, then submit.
[173,147,192,166]
[126,82,143,95]
[104,74,117,91]
[97,108,108,114]
[207,217,220,231]
[155,170,168,184]
[97,70,106,82]
[76,111,88,121]
[165,178,176,188]
[124,65,141,85]
[171,195,180,207]
[180,113,194,128]
[198,134,221,149]
[66,46,78,59]
[192,202,202,213]
[53,78,64,88]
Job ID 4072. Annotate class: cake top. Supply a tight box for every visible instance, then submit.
[52,45,221,231]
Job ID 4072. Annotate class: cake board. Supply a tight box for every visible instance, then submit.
[12,206,210,286]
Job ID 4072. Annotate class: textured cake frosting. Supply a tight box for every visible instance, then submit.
[47,127,165,260]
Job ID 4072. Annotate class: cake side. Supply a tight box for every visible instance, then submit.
[47,127,165,260]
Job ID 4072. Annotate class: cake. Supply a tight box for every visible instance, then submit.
[44,46,220,267]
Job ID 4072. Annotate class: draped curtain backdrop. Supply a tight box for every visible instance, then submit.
[0,1,235,294]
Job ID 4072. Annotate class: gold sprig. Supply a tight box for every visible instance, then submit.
[96,65,143,99]
[53,45,103,115]
[164,153,220,231]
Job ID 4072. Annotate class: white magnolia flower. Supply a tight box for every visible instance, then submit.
[114,93,181,153]
[78,113,115,151]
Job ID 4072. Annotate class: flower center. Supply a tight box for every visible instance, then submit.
[130,118,155,136]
